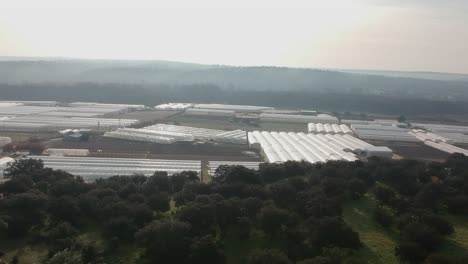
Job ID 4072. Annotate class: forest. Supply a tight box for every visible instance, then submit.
[1,60,468,102]
[1,83,468,116]
[1,155,468,263]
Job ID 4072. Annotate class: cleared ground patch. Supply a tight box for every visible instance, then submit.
[343,194,399,264]
[46,136,261,161]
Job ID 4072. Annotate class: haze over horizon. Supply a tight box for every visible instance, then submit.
[1,0,468,74]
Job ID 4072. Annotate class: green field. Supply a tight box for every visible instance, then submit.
[343,194,468,264]
[343,194,399,264]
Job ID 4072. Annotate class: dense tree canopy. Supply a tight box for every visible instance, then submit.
[1,154,468,263]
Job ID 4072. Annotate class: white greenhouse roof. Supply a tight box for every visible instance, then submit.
[26,156,201,181]
[247,131,377,163]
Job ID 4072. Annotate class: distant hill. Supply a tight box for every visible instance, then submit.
[335,69,468,82]
[0,57,467,102]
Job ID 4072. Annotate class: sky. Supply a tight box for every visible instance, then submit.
[1,0,468,74]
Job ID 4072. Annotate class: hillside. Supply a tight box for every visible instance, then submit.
[1,58,468,102]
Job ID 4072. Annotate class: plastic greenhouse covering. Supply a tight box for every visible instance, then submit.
[26,156,201,181]
[246,131,380,163]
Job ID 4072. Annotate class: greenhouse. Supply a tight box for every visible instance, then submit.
[246,131,379,163]
[308,123,353,135]
[26,156,201,181]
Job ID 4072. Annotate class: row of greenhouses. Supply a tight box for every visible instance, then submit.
[154,103,193,110]
[104,128,195,144]
[0,116,139,132]
[409,129,468,155]
[104,124,247,144]
[351,124,419,142]
[247,131,373,163]
[308,123,353,134]
[409,130,452,143]
[423,141,468,156]
[0,101,143,131]
[259,113,339,124]
[26,156,201,181]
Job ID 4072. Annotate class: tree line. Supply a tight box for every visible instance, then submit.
[1,83,468,115]
[1,154,468,263]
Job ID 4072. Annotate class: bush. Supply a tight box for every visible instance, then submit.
[445,195,468,214]
[373,206,394,227]
[395,240,428,263]
[247,249,292,264]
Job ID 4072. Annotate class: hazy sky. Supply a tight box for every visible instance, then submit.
[1,0,468,73]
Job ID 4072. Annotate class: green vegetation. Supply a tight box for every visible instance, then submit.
[1,155,468,263]
[343,194,399,264]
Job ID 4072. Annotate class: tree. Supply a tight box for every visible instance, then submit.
[45,249,84,264]
[257,205,294,237]
[313,217,361,250]
[3,158,44,179]
[373,206,394,227]
[415,183,444,211]
[3,192,48,237]
[188,235,225,264]
[16,142,45,155]
[374,186,396,206]
[297,257,332,264]
[215,165,261,185]
[247,249,292,264]
[215,198,243,234]
[142,172,171,194]
[105,216,137,240]
[133,204,154,227]
[445,195,468,214]
[425,254,457,264]
[135,220,192,263]
[147,192,170,213]
[395,240,428,263]
[229,217,252,239]
[269,182,297,208]
[0,175,33,194]
[421,214,454,236]
[48,196,82,225]
[397,115,407,123]
[46,222,78,241]
[241,197,263,219]
[348,178,367,199]
[176,201,216,235]
[400,222,442,252]
[171,171,199,193]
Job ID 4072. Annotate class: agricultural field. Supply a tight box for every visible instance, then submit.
[168,114,307,132]
[45,135,261,161]
[388,143,450,162]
